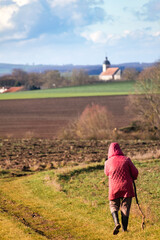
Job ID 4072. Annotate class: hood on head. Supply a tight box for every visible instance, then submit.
[108,142,124,158]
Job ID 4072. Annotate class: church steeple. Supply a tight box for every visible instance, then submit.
[103,56,110,72]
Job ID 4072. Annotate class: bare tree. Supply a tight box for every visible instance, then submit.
[42,70,64,89]
[129,62,160,137]
[122,68,139,81]
[71,69,89,86]
[12,69,28,86]
[26,72,42,90]
[0,75,16,87]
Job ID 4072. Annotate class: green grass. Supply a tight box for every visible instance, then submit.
[0,81,135,100]
[0,159,159,239]
[0,211,46,240]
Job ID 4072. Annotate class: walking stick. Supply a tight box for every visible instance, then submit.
[133,181,146,229]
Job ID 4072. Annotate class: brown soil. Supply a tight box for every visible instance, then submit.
[0,95,159,171]
[0,138,159,171]
[0,95,132,138]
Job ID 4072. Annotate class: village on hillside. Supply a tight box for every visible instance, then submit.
[0,57,150,94]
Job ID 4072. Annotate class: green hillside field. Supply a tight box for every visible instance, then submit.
[0,81,135,100]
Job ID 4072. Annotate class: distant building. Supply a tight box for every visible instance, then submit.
[99,57,121,81]
[0,87,7,93]
[0,86,24,94]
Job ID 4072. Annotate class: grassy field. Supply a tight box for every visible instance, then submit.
[0,81,135,100]
[0,158,159,240]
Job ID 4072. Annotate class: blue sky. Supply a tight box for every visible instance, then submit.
[0,0,160,65]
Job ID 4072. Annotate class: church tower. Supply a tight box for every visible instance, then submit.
[103,57,110,72]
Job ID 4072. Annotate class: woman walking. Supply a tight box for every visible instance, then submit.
[104,142,138,235]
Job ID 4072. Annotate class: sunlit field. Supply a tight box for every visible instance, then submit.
[0,81,135,100]
[0,158,159,240]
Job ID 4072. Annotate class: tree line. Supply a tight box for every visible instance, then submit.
[0,69,99,90]
[0,67,142,90]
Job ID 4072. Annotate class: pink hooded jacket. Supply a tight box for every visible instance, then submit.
[104,142,138,200]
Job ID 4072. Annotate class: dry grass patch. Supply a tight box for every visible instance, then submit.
[130,149,160,160]
[60,104,114,140]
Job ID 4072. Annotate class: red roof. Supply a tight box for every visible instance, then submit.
[4,86,24,93]
[100,67,119,76]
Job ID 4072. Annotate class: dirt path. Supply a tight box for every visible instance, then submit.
[0,95,132,138]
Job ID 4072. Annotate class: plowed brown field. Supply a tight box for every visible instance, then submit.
[0,138,159,171]
[0,95,132,138]
[0,95,160,174]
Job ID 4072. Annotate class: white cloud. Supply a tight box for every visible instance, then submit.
[82,30,106,43]
[0,5,18,31]
[81,28,160,47]
[0,0,38,33]
[0,31,27,42]
[81,30,120,44]
[90,31,106,43]
[122,30,131,37]
[152,31,160,37]
[0,0,106,43]
[122,30,145,40]
[12,0,37,7]
[71,12,83,22]
[136,0,160,21]
[47,0,77,8]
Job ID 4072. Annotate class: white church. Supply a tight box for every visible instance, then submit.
[99,57,121,81]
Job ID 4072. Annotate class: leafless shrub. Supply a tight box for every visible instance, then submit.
[59,104,114,140]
